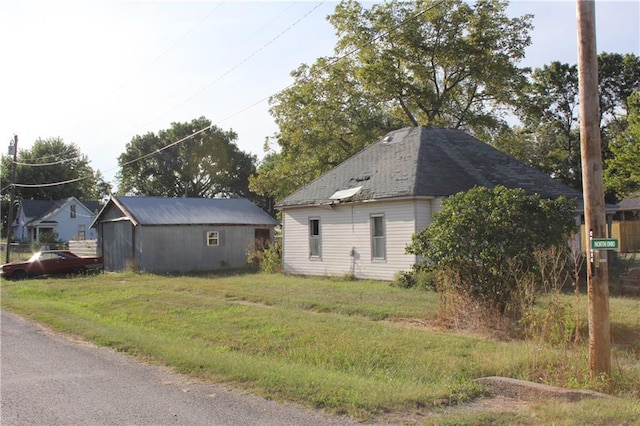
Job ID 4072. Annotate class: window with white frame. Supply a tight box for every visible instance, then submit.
[70,204,77,218]
[78,224,86,240]
[206,231,219,246]
[371,214,386,260]
[309,218,321,258]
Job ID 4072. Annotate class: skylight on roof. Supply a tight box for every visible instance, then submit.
[330,186,362,200]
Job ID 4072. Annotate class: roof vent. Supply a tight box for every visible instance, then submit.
[382,135,393,143]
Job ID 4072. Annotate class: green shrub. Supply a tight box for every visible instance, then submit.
[406,186,578,327]
[247,239,282,273]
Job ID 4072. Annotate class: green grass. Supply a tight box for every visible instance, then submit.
[2,271,639,423]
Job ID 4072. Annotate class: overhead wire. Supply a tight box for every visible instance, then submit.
[137,1,327,132]
[5,0,443,190]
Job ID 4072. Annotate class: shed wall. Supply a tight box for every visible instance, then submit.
[282,198,437,281]
[135,225,270,273]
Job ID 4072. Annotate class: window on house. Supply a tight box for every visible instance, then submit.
[371,215,386,260]
[309,218,321,258]
[70,204,77,218]
[207,231,219,246]
[78,225,86,240]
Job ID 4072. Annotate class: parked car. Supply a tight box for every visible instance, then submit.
[0,250,103,280]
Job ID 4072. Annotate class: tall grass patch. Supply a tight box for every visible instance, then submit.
[2,272,639,421]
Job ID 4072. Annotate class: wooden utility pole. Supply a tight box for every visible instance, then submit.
[576,0,611,377]
[5,134,18,263]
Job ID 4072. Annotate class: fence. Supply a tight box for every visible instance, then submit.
[0,240,98,263]
[68,240,98,257]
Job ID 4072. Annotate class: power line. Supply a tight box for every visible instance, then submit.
[138,1,327,132]
[7,1,443,190]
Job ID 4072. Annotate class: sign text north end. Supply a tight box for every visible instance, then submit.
[591,238,619,250]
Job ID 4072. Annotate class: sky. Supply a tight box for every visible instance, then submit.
[0,0,638,190]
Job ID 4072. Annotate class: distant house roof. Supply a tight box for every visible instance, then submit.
[95,196,278,227]
[276,126,582,208]
[618,196,640,212]
[18,197,100,226]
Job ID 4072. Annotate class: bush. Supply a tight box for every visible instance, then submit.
[406,186,578,327]
[391,269,436,290]
[247,239,282,273]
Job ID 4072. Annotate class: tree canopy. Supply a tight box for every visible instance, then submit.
[117,117,258,200]
[1,137,103,201]
[498,53,640,195]
[605,90,640,198]
[251,0,533,202]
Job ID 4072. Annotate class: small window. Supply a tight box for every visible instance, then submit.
[309,218,321,258]
[70,204,77,218]
[371,215,385,260]
[207,231,219,246]
[78,224,86,240]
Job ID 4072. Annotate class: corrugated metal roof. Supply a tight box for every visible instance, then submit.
[108,196,278,226]
[276,126,583,208]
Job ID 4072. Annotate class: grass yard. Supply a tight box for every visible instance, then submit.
[2,271,639,424]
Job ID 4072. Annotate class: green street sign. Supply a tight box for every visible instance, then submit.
[591,238,619,250]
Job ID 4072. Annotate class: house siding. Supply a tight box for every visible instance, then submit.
[14,198,98,243]
[282,199,434,281]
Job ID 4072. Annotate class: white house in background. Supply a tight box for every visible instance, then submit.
[275,126,583,281]
[11,197,100,243]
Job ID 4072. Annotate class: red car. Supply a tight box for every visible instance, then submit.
[0,250,103,280]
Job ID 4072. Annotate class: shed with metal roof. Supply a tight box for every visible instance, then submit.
[92,196,277,273]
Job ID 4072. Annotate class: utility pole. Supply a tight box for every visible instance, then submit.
[576,0,611,377]
[5,135,18,264]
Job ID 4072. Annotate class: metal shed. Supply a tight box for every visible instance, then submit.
[92,196,278,273]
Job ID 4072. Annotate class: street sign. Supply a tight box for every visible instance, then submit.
[591,238,619,250]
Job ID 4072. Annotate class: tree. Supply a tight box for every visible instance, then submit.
[0,137,102,201]
[508,53,640,193]
[252,0,533,202]
[329,0,532,131]
[605,90,640,198]
[117,117,258,200]
[253,58,403,201]
[406,186,577,323]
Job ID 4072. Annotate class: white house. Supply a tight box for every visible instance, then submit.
[275,126,583,281]
[11,197,100,243]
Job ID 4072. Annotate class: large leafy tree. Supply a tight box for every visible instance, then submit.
[117,117,257,199]
[0,137,103,200]
[605,90,640,198]
[252,58,403,200]
[504,53,640,193]
[251,0,533,202]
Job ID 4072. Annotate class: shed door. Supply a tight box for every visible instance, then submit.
[254,229,270,251]
[103,221,134,271]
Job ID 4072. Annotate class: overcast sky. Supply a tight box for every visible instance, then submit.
[1,0,638,189]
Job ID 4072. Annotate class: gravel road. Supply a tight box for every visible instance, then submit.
[0,310,357,426]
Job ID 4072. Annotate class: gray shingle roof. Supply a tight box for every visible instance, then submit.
[617,197,640,211]
[276,126,582,208]
[19,198,100,225]
[108,196,278,226]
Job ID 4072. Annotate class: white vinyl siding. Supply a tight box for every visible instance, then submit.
[282,198,437,280]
